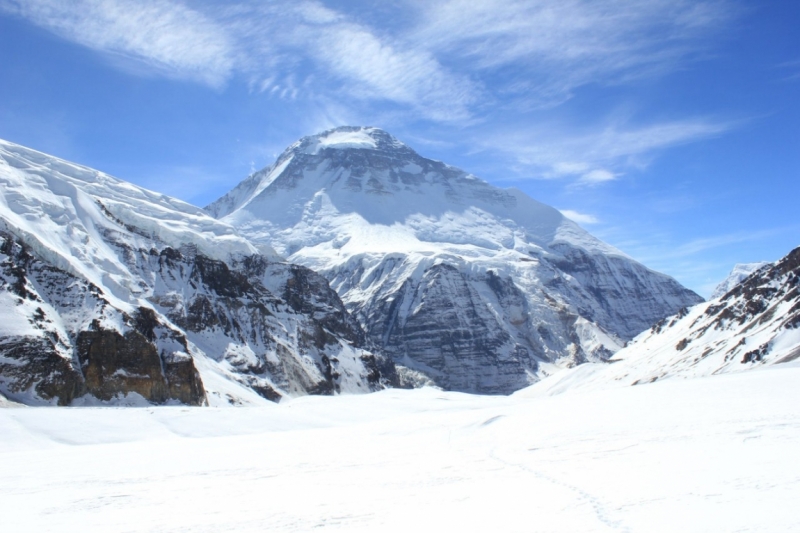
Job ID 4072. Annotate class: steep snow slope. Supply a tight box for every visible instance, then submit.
[523,246,800,396]
[209,126,702,394]
[710,261,768,299]
[0,139,393,406]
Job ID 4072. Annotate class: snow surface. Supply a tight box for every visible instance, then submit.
[305,128,380,154]
[0,139,267,265]
[0,137,268,319]
[1,367,799,532]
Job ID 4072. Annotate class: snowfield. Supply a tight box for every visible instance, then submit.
[2,366,799,532]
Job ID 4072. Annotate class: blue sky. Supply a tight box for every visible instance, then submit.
[0,0,798,296]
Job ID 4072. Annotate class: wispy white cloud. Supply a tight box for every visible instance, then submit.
[580,169,617,184]
[311,24,476,120]
[1,0,736,124]
[411,0,735,107]
[605,227,784,269]
[0,0,236,88]
[0,0,741,184]
[477,117,734,183]
[559,209,599,225]
[664,230,785,260]
[0,0,477,121]
[590,224,791,297]
[775,59,800,82]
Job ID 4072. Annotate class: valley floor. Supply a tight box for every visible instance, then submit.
[2,367,799,532]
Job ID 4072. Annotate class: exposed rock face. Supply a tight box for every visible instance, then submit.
[546,244,701,340]
[704,247,800,348]
[78,329,173,403]
[0,138,395,406]
[208,126,703,394]
[149,247,396,402]
[0,233,204,405]
[359,263,535,393]
[0,336,85,406]
[530,246,800,394]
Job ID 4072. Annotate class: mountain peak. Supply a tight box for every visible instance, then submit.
[205,125,493,223]
[710,262,769,300]
[291,126,410,156]
[207,128,702,394]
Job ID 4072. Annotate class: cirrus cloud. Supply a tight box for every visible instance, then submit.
[0,0,236,88]
[560,209,600,225]
[475,116,735,184]
[1,0,736,123]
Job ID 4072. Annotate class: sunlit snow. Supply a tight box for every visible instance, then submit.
[2,366,799,532]
[305,128,380,154]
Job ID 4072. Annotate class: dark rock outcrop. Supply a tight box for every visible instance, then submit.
[150,248,397,401]
[0,336,85,406]
[0,233,205,405]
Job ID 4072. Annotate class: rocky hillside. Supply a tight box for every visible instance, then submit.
[0,138,394,406]
[208,126,703,394]
[523,246,800,396]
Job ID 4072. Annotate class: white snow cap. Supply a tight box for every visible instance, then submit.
[299,126,408,155]
[305,128,378,154]
[711,262,769,300]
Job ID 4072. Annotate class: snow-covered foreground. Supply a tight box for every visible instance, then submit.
[2,367,799,532]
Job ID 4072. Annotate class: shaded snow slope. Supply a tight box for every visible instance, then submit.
[2,367,799,531]
[523,246,800,396]
[209,126,702,394]
[0,138,393,406]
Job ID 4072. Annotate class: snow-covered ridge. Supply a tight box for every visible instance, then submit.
[0,137,393,406]
[0,139,265,264]
[711,261,769,299]
[525,246,800,396]
[209,126,703,394]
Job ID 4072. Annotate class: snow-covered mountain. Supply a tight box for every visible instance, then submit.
[0,138,395,406]
[524,246,800,396]
[208,126,702,394]
[711,262,769,299]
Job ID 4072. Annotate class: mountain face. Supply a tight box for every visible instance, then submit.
[711,262,769,300]
[208,126,703,394]
[525,246,800,396]
[0,139,394,406]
